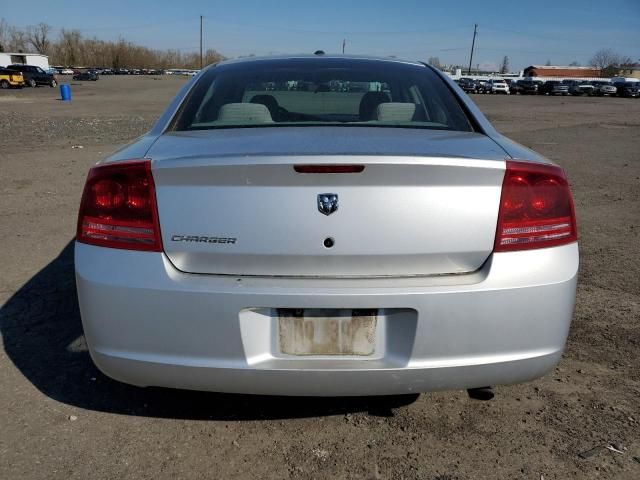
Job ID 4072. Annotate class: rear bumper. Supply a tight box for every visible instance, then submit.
[75,242,578,396]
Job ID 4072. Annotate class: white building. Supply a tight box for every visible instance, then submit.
[0,52,50,70]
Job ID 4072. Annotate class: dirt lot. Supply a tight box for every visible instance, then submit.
[1,76,639,479]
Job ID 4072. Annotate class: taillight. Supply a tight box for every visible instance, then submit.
[494,160,577,252]
[77,160,162,251]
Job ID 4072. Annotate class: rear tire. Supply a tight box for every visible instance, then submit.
[27,78,36,88]
[50,79,57,87]
[0,79,9,89]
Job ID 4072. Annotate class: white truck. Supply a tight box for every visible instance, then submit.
[0,52,50,70]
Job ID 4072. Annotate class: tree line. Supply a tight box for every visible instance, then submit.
[0,19,225,69]
[589,48,637,77]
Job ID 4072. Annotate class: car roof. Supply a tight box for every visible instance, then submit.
[212,54,425,69]
[8,64,39,69]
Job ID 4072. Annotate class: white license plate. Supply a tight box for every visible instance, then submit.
[278,309,377,356]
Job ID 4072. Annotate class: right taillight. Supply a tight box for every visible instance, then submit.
[494,160,577,252]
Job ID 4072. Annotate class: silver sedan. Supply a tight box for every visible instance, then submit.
[75,56,578,396]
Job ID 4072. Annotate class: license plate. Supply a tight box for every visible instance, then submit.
[278,309,377,356]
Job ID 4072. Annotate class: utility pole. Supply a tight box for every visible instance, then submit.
[200,15,204,69]
[467,23,477,75]
[342,39,346,54]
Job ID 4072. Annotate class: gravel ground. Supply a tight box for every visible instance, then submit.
[0,77,639,479]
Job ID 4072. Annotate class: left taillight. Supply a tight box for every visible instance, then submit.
[77,160,162,252]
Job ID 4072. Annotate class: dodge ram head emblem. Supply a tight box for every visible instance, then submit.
[317,193,338,216]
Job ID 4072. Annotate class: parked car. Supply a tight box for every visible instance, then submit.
[613,81,640,98]
[475,79,490,93]
[572,80,595,96]
[73,70,99,81]
[518,80,540,95]
[538,81,570,96]
[457,77,477,93]
[485,79,510,94]
[590,81,616,96]
[0,67,25,89]
[509,80,524,94]
[6,64,57,87]
[75,55,578,396]
[562,79,595,96]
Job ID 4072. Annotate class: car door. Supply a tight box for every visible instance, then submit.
[33,67,47,83]
[22,66,36,83]
[12,66,31,83]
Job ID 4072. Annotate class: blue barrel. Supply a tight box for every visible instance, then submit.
[60,84,72,101]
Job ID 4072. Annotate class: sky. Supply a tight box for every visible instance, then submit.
[3,0,640,71]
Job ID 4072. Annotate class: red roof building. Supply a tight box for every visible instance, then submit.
[523,65,601,78]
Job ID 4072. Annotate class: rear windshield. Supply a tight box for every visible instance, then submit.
[170,58,473,132]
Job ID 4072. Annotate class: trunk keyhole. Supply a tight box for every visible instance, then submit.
[323,237,335,249]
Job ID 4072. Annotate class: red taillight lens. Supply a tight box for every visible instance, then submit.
[92,179,125,209]
[494,161,577,252]
[77,160,162,251]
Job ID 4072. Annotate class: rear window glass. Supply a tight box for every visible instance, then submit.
[170,58,473,132]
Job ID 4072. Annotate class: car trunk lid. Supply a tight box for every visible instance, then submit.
[148,127,508,277]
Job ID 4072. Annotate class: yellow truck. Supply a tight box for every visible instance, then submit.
[0,67,25,89]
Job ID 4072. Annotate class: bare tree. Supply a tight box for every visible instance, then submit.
[57,29,82,65]
[499,56,509,74]
[27,22,52,54]
[428,56,441,69]
[545,59,551,66]
[0,18,9,52]
[589,48,620,70]
[8,26,28,52]
[618,56,634,67]
[569,60,580,66]
[203,48,225,67]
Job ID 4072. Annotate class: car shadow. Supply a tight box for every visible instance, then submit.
[0,241,418,420]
